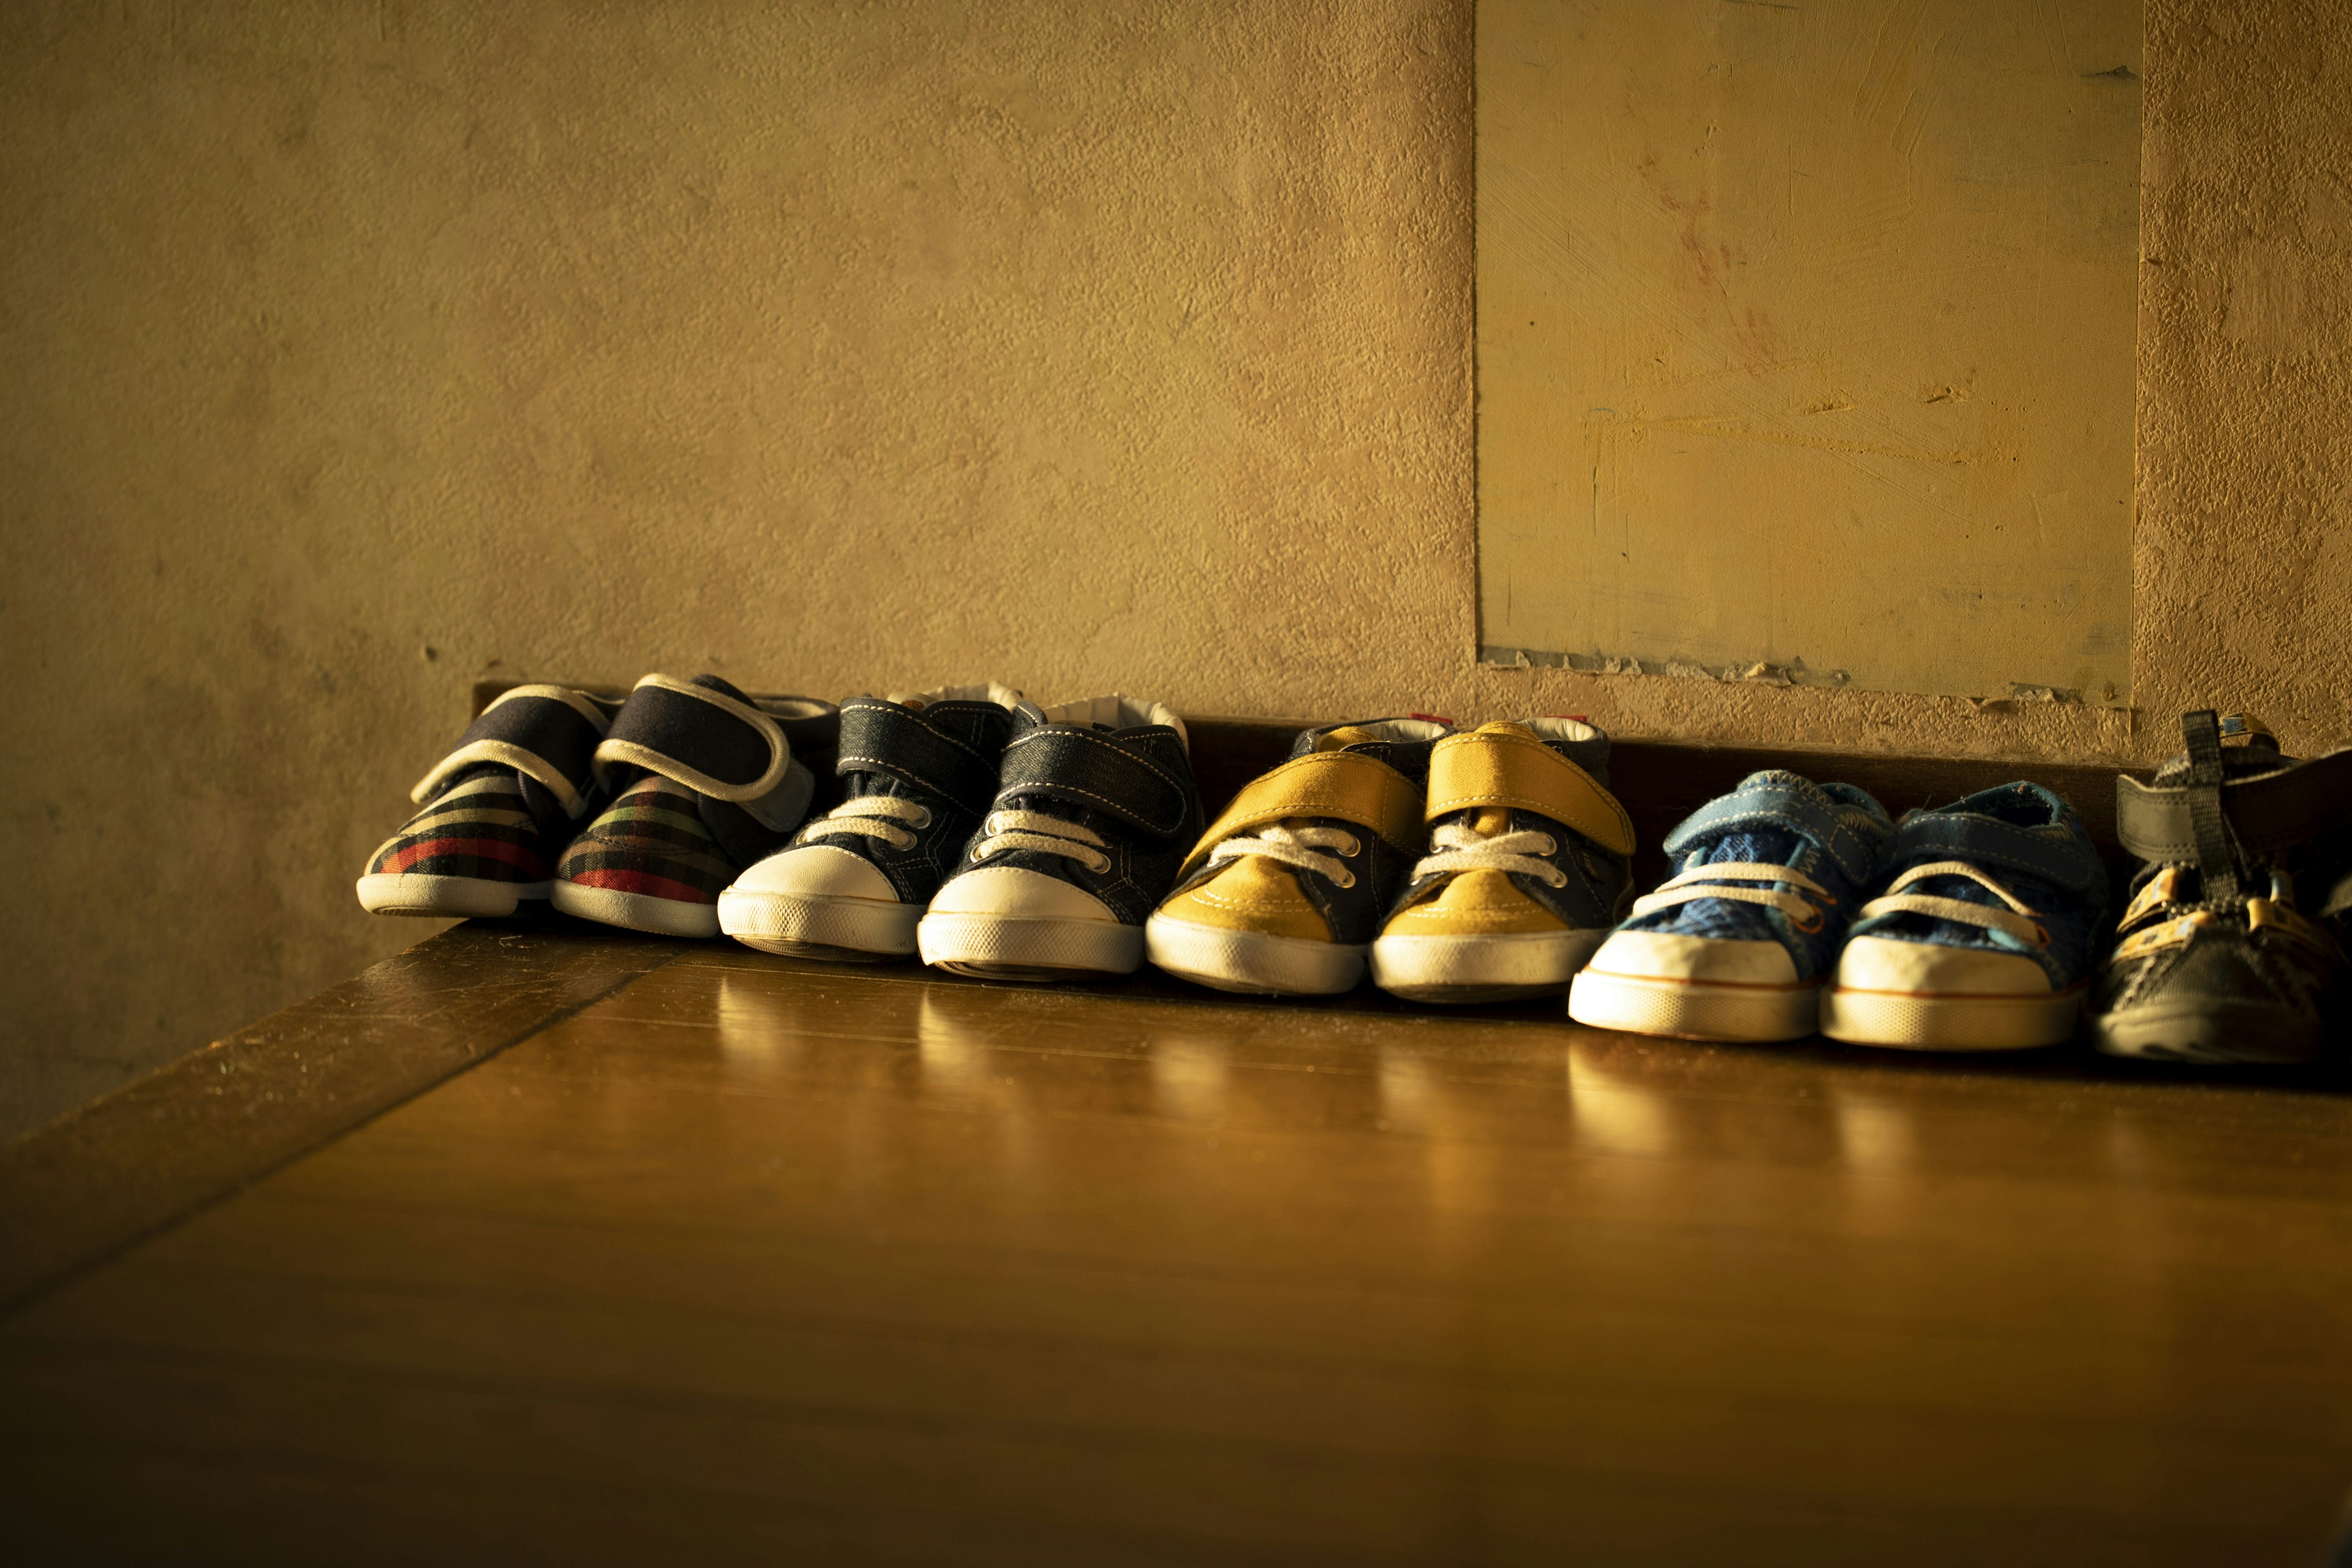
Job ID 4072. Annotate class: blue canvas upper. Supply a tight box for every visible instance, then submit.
[1618,771,1895,981]
[1848,783,2109,990]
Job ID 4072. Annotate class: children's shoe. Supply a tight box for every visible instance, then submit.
[917,695,1203,981]
[1820,783,2108,1050]
[551,674,839,938]
[357,684,620,918]
[1145,718,1450,995]
[1368,719,1636,1003]
[718,684,1023,960]
[2091,711,2352,1065]
[1569,771,1892,1041]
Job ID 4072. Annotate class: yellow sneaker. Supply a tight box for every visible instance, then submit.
[1144,718,1451,994]
[1370,718,1635,1003]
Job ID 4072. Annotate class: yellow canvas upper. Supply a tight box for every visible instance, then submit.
[1160,726,1428,945]
[1379,723,1635,940]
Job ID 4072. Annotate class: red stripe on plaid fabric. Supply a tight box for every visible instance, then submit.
[383,837,547,876]
[562,867,717,903]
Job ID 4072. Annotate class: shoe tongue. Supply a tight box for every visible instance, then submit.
[690,673,755,704]
[1314,725,1388,753]
[1685,824,1807,870]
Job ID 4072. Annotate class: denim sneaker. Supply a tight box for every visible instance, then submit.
[1145,718,1450,995]
[358,684,622,918]
[551,674,839,938]
[718,684,1023,960]
[1569,771,1893,1041]
[1369,719,1636,1002]
[918,695,1205,981]
[1820,783,2108,1050]
[2092,712,2352,1065]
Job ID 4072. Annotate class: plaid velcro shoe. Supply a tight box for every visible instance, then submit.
[358,684,621,919]
[551,674,839,938]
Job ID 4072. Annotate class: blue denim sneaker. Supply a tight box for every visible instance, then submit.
[1568,771,1893,1041]
[1821,783,2109,1050]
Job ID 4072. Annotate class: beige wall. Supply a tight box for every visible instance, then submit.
[4,0,2346,1139]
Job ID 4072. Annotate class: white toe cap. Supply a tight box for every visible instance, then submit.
[1834,935,2051,996]
[926,865,1118,922]
[733,844,900,902]
[1586,931,1798,985]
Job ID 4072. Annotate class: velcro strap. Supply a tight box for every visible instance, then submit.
[1180,750,1423,876]
[996,726,1191,837]
[1425,729,1635,856]
[836,699,1000,808]
[1662,772,1878,883]
[2116,747,2352,862]
[1884,812,2099,892]
[595,675,788,804]
[411,685,611,818]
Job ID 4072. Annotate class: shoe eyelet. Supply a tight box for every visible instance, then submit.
[912,806,933,831]
[1332,869,1357,890]
[1338,834,1362,858]
[1789,905,1825,935]
[1546,872,1569,889]
[2033,924,2051,948]
[1537,834,1558,856]
[1088,853,1112,875]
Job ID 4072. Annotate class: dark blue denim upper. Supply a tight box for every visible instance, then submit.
[788,695,1017,905]
[1848,783,2109,989]
[1617,770,1894,982]
[947,704,1205,926]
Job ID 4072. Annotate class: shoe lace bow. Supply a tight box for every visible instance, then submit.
[1207,822,1361,889]
[1408,819,1568,889]
[970,809,1112,875]
[799,794,932,852]
[1631,859,1838,931]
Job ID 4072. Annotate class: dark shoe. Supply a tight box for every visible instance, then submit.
[1821,783,2108,1050]
[917,695,1204,981]
[719,684,1024,960]
[551,675,839,938]
[2092,712,2351,1065]
[1145,718,1450,995]
[358,684,622,918]
[1371,719,1637,1002]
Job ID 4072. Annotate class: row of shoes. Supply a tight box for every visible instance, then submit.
[359,678,2351,1065]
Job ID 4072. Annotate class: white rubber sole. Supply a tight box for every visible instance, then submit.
[1820,982,2087,1051]
[1568,968,1822,1042]
[717,889,921,960]
[1369,927,1608,1005]
[356,873,548,919]
[916,911,1144,981]
[550,878,720,938]
[1144,914,1365,996]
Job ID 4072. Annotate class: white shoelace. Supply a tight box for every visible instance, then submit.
[1206,823,1362,889]
[1408,819,1567,889]
[799,794,933,853]
[1857,860,2048,946]
[970,809,1111,875]
[1630,861,1836,927]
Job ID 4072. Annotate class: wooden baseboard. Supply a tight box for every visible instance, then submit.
[475,680,2137,885]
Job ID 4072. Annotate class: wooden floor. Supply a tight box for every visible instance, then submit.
[9,927,2352,1564]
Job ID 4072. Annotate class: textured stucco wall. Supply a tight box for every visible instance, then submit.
[3,0,2346,1137]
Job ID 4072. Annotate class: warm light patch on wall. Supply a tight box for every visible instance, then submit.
[1476,0,2140,701]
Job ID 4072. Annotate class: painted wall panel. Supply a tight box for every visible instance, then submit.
[1477,0,2141,699]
